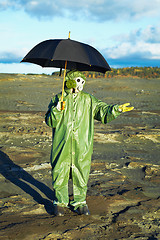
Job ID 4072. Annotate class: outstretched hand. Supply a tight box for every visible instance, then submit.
[119,103,134,112]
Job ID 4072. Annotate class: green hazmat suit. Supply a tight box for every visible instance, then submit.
[45,71,121,210]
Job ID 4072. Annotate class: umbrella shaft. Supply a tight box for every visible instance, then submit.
[61,60,67,109]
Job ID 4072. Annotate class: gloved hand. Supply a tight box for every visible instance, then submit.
[56,101,65,111]
[119,103,134,112]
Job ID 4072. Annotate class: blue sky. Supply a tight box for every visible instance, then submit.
[0,0,160,74]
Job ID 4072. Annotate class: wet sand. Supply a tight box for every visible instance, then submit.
[0,74,160,239]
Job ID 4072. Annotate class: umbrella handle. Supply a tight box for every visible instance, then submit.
[61,60,67,110]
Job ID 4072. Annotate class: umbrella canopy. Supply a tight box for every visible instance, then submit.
[21,38,111,74]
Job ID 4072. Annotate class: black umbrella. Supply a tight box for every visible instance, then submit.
[21,33,111,108]
[21,36,111,74]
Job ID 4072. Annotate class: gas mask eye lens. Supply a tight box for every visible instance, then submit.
[77,78,80,82]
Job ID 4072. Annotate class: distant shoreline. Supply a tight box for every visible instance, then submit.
[0,67,160,79]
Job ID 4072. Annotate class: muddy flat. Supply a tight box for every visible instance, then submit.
[0,74,160,240]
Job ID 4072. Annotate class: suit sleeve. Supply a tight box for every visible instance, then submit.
[92,96,121,124]
[45,95,63,127]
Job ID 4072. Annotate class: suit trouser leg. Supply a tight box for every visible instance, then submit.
[70,162,91,210]
[52,166,70,207]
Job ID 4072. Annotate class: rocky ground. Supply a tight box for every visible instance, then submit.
[0,73,160,240]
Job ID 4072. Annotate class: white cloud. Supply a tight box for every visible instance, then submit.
[105,25,160,61]
[1,0,160,22]
[0,63,56,74]
[106,41,160,60]
[141,26,160,43]
[0,51,21,63]
[129,0,160,19]
[105,41,160,64]
[112,26,160,44]
[0,47,29,64]
[0,0,12,9]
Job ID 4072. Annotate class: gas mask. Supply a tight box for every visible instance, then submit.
[75,77,85,92]
[65,70,86,92]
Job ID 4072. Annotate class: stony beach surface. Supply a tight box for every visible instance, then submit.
[0,73,160,239]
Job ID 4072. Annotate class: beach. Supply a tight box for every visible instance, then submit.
[0,73,160,239]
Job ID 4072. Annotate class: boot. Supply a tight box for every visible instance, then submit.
[76,205,90,215]
[53,205,65,216]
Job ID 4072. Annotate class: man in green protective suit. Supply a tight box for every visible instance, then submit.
[45,70,134,216]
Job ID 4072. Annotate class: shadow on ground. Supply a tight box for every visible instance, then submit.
[0,150,54,215]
